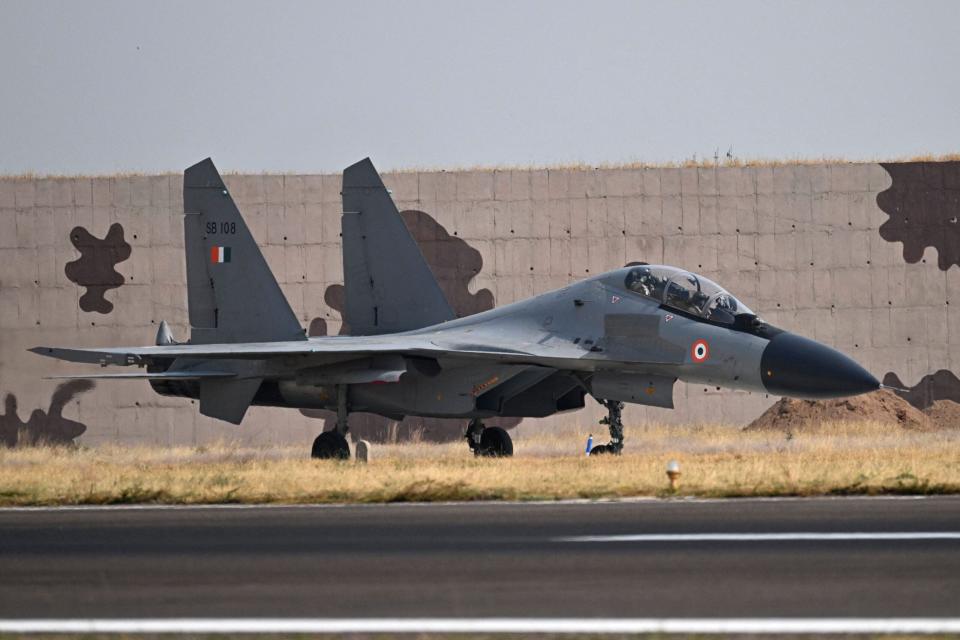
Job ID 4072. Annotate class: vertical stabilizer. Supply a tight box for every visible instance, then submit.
[341,158,455,335]
[183,158,305,344]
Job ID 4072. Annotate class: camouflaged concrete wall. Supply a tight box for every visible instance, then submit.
[2,161,959,446]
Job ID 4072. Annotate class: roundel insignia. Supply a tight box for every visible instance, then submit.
[691,339,710,363]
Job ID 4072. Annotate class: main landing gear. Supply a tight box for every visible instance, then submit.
[465,418,514,457]
[311,431,350,459]
[589,399,624,455]
[311,384,351,460]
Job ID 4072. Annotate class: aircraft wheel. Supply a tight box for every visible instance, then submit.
[589,444,612,455]
[477,426,513,457]
[311,431,350,460]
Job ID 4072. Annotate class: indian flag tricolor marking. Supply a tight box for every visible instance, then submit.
[210,246,231,264]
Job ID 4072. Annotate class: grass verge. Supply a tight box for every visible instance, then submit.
[0,422,958,506]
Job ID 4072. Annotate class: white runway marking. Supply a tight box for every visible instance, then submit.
[557,531,960,542]
[1,618,959,634]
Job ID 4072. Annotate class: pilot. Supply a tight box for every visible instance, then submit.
[625,267,663,299]
[690,289,710,313]
[707,294,737,324]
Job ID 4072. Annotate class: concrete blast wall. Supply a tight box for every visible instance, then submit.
[2,160,959,446]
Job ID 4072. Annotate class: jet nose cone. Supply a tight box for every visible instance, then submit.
[761,332,879,399]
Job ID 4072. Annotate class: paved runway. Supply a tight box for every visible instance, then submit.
[0,497,958,619]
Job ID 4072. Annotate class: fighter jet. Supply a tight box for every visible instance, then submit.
[31,158,881,458]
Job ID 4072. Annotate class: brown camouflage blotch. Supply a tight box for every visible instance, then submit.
[883,370,960,411]
[877,162,960,270]
[0,380,93,447]
[399,210,494,317]
[64,223,132,314]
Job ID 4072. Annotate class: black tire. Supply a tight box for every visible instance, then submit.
[589,444,611,455]
[311,431,350,460]
[477,426,513,457]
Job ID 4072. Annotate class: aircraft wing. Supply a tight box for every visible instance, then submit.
[29,338,526,365]
[30,328,686,424]
[30,330,680,373]
[43,371,238,380]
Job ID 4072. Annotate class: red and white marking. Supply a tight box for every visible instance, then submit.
[691,339,710,363]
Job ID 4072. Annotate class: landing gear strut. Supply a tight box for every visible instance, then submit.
[465,418,513,457]
[589,399,624,455]
[311,384,351,460]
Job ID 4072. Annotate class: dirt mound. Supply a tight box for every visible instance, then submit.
[745,389,932,432]
[923,399,960,429]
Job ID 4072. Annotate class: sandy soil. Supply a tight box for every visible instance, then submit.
[745,390,935,432]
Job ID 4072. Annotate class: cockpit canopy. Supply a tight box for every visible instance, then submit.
[623,265,755,325]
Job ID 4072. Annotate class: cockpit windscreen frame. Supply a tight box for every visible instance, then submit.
[623,265,756,327]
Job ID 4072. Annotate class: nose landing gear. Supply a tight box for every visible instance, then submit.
[465,418,514,457]
[589,399,624,455]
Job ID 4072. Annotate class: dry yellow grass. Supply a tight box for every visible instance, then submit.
[0,422,958,506]
[370,152,960,174]
[5,152,960,179]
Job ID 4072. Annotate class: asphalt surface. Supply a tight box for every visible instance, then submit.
[0,497,958,618]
